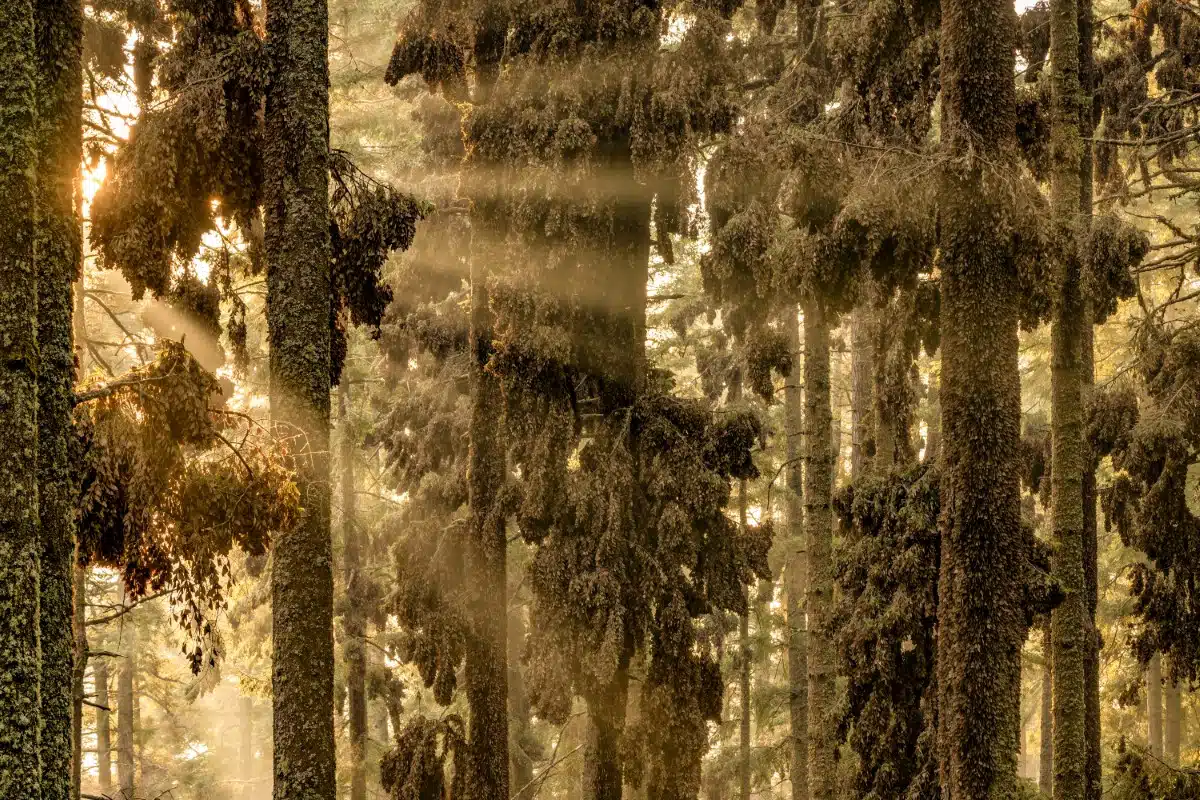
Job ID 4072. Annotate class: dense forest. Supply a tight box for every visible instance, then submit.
[2,0,1200,799]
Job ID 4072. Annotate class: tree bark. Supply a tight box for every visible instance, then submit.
[340,387,367,800]
[509,606,534,800]
[1147,654,1163,758]
[1048,2,1088,799]
[936,2,1026,796]
[785,307,808,800]
[72,567,88,800]
[1040,620,1054,798]
[0,0,42,793]
[117,631,135,797]
[1165,671,1181,768]
[803,301,835,800]
[34,1,83,796]
[739,479,752,800]
[263,0,336,795]
[96,657,111,793]
[850,307,874,480]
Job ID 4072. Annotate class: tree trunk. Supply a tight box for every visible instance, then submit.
[1166,672,1181,768]
[784,307,808,800]
[117,632,135,797]
[739,480,752,800]
[1147,654,1163,758]
[937,2,1026,796]
[1048,3,1088,799]
[584,689,628,800]
[35,1,83,796]
[72,567,88,800]
[263,0,336,794]
[96,660,112,794]
[340,387,367,800]
[803,301,835,800]
[509,606,534,800]
[0,0,42,792]
[850,307,874,479]
[1040,620,1054,797]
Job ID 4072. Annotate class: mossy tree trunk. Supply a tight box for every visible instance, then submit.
[0,0,42,793]
[785,307,808,800]
[34,0,83,795]
[263,0,336,795]
[1147,654,1163,758]
[339,387,367,800]
[1049,1,1088,798]
[1041,620,1054,797]
[803,301,835,800]
[936,1,1027,796]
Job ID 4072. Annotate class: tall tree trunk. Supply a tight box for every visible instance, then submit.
[263,0,335,794]
[739,479,752,800]
[784,308,808,800]
[1165,672,1181,768]
[464,248,509,800]
[584,688,628,800]
[936,1,1026,796]
[96,657,111,793]
[803,301,835,800]
[34,1,83,796]
[850,307,874,479]
[1078,2,1102,796]
[1049,2,1088,799]
[72,567,87,800]
[0,0,42,793]
[340,386,367,800]
[1040,620,1054,798]
[117,632,135,797]
[240,695,254,800]
[1147,654,1163,758]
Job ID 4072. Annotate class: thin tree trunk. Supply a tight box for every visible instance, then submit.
[1166,672,1181,768]
[34,1,83,797]
[785,308,808,800]
[117,629,135,797]
[73,567,88,800]
[850,307,874,479]
[509,606,534,800]
[1041,620,1054,798]
[263,0,336,795]
[340,387,367,800]
[803,301,835,800]
[1148,654,1163,758]
[937,2,1026,796]
[1049,2,1088,799]
[739,479,752,800]
[0,0,42,792]
[96,657,111,793]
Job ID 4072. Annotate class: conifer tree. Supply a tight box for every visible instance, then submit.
[0,0,43,793]
[34,0,84,795]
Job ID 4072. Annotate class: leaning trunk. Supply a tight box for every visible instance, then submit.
[263,0,336,795]
[785,307,808,800]
[803,301,835,800]
[1147,654,1163,757]
[936,1,1027,796]
[0,0,42,791]
[340,387,367,800]
[1049,2,1088,799]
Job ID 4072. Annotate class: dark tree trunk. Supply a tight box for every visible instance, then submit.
[803,301,835,800]
[117,636,135,797]
[739,479,752,800]
[34,0,83,795]
[785,307,808,800]
[263,0,336,795]
[936,1,1026,796]
[1041,621,1054,798]
[1049,2,1088,799]
[340,387,367,800]
[0,0,42,793]
[1147,654,1163,758]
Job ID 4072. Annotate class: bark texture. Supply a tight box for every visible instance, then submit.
[339,387,366,800]
[803,302,835,800]
[936,2,1026,796]
[0,0,42,793]
[850,307,874,479]
[264,0,336,795]
[1049,2,1088,798]
[34,0,83,795]
[785,308,808,800]
[117,638,135,796]
[1165,673,1181,767]
[1041,621,1054,798]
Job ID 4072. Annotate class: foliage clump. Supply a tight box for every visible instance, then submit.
[380,715,467,800]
